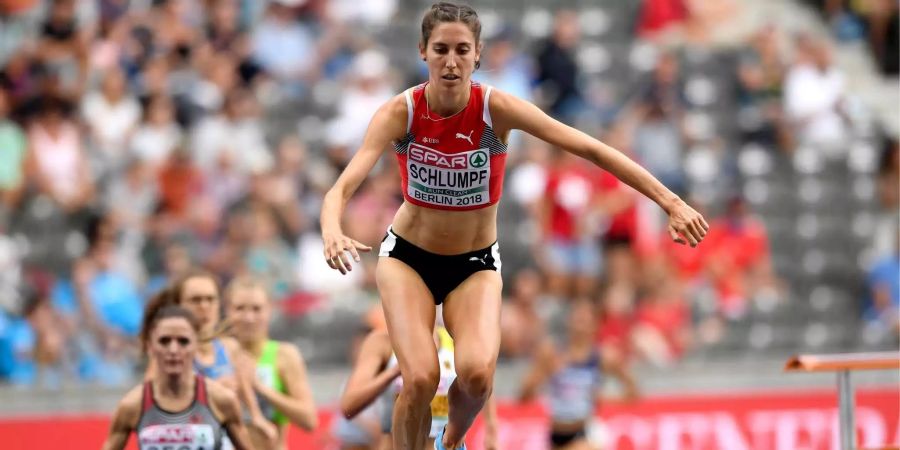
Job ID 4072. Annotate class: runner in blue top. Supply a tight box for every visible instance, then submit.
[519,300,638,450]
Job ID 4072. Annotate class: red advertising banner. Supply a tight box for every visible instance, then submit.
[0,387,896,449]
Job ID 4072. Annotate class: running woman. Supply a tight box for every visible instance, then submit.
[339,324,498,450]
[519,300,638,450]
[225,276,318,450]
[102,301,254,450]
[320,3,707,449]
[150,273,278,444]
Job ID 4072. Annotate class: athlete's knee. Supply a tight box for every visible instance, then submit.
[402,365,440,401]
[455,359,495,399]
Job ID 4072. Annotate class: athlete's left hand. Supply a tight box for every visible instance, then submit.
[666,198,709,248]
[251,415,278,447]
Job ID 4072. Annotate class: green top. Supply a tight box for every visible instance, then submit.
[0,121,26,190]
[256,340,288,425]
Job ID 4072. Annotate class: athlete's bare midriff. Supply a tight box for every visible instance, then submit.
[391,201,499,255]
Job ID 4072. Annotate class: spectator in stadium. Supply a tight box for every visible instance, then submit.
[475,26,534,106]
[595,282,637,365]
[49,215,143,386]
[244,206,297,301]
[191,87,271,176]
[327,50,395,156]
[156,145,204,219]
[103,157,158,238]
[784,34,849,150]
[0,88,26,209]
[34,0,89,99]
[871,139,899,261]
[541,149,605,300]
[251,0,319,87]
[631,264,691,367]
[737,26,792,150]
[24,96,94,215]
[81,67,141,179]
[863,0,899,76]
[534,9,584,125]
[865,235,900,336]
[500,267,549,359]
[129,94,182,170]
[632,53,686,195]
[21,273,68,388]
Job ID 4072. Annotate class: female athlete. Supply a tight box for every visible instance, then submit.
[225,276,318,450]
[149,273,278,444]
[102,301,253,449]
[519,300,638,450]
[320,3,708,449]
[339,322,497,450]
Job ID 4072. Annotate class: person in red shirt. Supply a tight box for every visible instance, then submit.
[703,196,778,319]
[632,264,691,367]
[541,150,605,299]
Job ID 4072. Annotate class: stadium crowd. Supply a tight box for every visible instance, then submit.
[0,0,896,393]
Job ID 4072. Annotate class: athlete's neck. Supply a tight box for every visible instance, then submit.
[156,371,194,398]
[240,337,269,358]
[425,81,470,118]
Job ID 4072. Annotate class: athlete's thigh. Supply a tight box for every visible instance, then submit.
[442,270,503,366]
[375,257,439,373]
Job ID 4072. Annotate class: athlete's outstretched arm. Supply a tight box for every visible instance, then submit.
[223,338,278,443]
[210,382,256,450]
[601,351,640,402]
[101,387,141,450]
[340,331,401,419]
[491,90,709,247]
[518,340,556,402]
[254,343,318,431]
[320,94,409,274]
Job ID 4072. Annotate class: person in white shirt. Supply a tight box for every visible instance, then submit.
[784,35,849,150]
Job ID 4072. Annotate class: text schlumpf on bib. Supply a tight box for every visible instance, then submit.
[406,143,490,208]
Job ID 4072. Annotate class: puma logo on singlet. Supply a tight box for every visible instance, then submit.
[468,255,486,265]
[455,130,474,145]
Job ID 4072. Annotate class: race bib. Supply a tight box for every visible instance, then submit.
[139,423,216,450]
[406,143,490,208]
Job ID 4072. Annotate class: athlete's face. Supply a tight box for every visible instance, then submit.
[420,22,482,89]
[150,317,197,376]
[227,287,270,341]
[180,276,220,334]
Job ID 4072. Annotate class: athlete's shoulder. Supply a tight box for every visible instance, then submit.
[114,384,144,424]
[362,329,393,355]
[274,339,304,364]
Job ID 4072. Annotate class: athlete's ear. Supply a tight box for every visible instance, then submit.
[419,41,427,62]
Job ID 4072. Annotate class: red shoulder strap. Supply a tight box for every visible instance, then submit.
[141,381,154,413]
[195,375,209,407]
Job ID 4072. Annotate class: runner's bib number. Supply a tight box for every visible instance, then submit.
[406,143,490,208]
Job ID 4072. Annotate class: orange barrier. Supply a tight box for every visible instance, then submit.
[786,352,900,450]
[785,351,900,372]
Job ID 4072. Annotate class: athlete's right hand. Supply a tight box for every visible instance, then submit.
[322,230,372,274]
